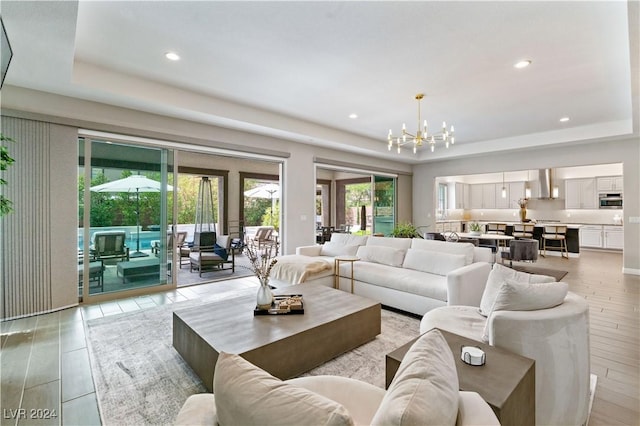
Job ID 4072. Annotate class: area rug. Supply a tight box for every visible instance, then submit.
[85,299,421,425]
[509,264,569,281]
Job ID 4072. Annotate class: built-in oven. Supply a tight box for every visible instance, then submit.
[599,193,623,209]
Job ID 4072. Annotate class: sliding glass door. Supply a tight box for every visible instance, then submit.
[78,138,173,300]
[372,175,396,236]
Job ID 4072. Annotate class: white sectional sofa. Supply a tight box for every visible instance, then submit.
[272,234,492,316]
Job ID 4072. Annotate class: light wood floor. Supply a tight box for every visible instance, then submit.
[1,250,638,425]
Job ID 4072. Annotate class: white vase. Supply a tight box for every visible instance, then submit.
[256,282,273,310]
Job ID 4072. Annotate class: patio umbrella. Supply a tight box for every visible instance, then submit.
[244,183,280,226]
[90,175,173,258]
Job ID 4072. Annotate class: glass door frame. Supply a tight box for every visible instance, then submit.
[79,137,177,304]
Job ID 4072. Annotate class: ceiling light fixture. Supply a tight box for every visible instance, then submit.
[501,172,507,198]
[165,52,180,61]
[387,93,454,155]
[559,117,570,122]
[349,113,358,119]
[514,60,531,69]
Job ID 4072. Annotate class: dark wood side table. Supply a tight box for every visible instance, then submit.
[385,328,535,426]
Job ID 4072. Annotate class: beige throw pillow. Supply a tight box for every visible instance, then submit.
[213,352,353,426]
[482,279,569,342]
[491,279,568,312]
[479,263,556,317]
[371,329,459,426]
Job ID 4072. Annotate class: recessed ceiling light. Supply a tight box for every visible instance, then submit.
[559,117,570,122]
[514,60,531,69]
[349,113,358,119]
[165,52,180,61]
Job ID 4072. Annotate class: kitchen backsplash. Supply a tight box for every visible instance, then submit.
[445,202,624,225]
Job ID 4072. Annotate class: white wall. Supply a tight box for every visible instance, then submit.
[413,138,640,274]
[1,87,414,318]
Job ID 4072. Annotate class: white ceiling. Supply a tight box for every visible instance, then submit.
[1,1,638,164]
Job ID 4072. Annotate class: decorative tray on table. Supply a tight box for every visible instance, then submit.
[254,294,305,315]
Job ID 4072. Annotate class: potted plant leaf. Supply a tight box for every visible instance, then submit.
[469,222,483,236]
[391,222,419,238]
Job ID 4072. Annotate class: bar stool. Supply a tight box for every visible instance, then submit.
[486,222,508,249]
[541,225,569,258]
[512,223,535,239]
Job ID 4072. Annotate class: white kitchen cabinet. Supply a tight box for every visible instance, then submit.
[580,226,603,248]
[482,184,496,209]
[469,184,483,209]
[597,176,623,192]
[565,178,597,209]
[469,183,498,209]
[454,183,469,209]
[603,226,624,250]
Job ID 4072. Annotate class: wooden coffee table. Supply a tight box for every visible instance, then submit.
[386,329,535,426]
[173,284,381,391]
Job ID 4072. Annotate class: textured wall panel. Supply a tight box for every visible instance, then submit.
[1,117,52,319]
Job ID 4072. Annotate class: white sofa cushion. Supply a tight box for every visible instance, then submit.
[213,352,354,426]
[402,248,467,276]
[345,262,448,301]
[320,242,360,257]
[356,245,406,267]
[329,233,369,246]
[366,236,412,250]
[411,239,475,265]
[479,264,556,317]
[372,329,459,426]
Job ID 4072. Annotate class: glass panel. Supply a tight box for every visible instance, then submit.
[243,178,279,230]
[344,181,371,235]
[373,176,396,236]
[80,140,171,295]
[437,183,448,220]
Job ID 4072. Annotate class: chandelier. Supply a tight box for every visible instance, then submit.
[387,93,455,154]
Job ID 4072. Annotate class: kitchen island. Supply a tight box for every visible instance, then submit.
[463,222,582,257]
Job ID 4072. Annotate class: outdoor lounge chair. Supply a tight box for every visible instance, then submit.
[152,231,187,256]
[189,235,235,277]
[90,231,130,262]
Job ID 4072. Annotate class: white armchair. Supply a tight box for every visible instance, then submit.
[420,264,591,426]
[176,330,500,426]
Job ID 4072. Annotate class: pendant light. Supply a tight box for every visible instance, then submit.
[501,172,506,198]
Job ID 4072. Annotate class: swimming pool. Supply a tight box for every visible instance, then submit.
[77,229,161,251]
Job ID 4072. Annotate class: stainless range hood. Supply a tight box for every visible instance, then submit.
[537,169,556,199]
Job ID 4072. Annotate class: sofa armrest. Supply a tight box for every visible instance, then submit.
[472,246,493,263]
[286,376,385,426]
[446,262,491,307]
[456,391,500,426]
[296,245,323,256]
[175,393,218,425]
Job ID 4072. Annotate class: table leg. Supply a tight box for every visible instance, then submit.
[350,261,355,294]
